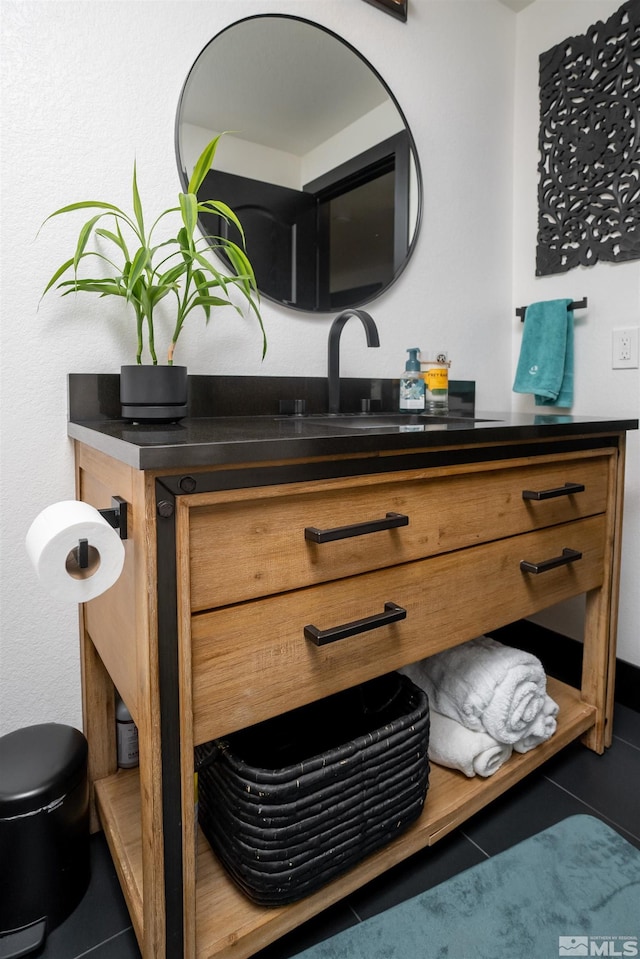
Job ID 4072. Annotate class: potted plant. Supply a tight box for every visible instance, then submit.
[41,135,266,421]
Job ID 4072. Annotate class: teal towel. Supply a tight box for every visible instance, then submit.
[513,298,574,407]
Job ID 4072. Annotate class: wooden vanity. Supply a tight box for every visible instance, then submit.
[69,393,635,959]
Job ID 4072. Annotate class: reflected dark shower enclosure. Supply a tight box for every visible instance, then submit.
[199,132,410,311]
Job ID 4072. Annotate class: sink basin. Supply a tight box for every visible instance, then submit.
[298,413,500,430]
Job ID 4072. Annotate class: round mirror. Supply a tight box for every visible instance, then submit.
[175,15,422,313]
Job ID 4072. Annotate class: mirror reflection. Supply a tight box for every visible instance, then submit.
[175,15,422,313]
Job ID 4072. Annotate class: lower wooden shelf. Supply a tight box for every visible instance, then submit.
[95,677,596,959]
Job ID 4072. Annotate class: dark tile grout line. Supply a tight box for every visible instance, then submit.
[541,773,640,846]
[612,733,640,753]
[72,925,135,959]
[457,832,491,860]
[348,903,364,924]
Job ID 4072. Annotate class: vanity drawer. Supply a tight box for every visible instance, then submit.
[190,513,607,744]
[187,453,610,611]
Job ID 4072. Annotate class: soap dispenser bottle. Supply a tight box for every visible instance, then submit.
[399,348,425,412]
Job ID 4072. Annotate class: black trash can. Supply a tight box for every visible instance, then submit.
[0,724,90,959]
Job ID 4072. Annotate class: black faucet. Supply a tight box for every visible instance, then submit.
[327,309,380,414]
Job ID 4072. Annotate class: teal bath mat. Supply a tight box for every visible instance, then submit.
[295,816,640,959]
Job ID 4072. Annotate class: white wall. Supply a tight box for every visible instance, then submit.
[1,0,633,738]
[511,2,640,668]
[181,100,404,192]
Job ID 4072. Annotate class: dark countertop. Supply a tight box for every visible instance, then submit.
[68,410,639,471]
[67,373,637,470]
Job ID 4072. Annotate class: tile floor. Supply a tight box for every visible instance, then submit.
[33,703,640,959]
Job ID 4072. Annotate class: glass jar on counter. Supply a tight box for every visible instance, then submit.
[421,352,450,414]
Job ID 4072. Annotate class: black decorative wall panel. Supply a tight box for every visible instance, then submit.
[536,1,640,276]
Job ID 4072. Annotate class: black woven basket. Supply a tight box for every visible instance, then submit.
[195,672,430,905]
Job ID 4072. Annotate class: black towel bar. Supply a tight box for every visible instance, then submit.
[517,297,587,321]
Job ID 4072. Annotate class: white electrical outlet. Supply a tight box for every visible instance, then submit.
[612,328,639,369]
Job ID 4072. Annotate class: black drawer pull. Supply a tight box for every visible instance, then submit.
[304,601,407,646]
[304,512,409,544]
[522,482,585,501]
[520,547,583,574]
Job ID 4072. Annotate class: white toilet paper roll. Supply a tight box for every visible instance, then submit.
[26,500,126,602]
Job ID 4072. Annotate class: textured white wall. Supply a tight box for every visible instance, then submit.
[0,0,516,735]
[512,2,640,668]
[5,0,634,739]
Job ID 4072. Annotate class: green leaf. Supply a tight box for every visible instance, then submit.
[42,250,124,299]
[147,206,180,248]
[190,275,225,290]
[187,134,222,196]
[126,246,150,299]
[132,161,144,237]
[177,226,191,250]
[95,228,129,256]
[192,269,212,320]
[150,236,180,258]
[223,241,258,292]
[194,294,234,309]
[138,281,151,318]
[179,192,198,244]
[197,200,246,246]
[192,251,232,293]
[73,214,105,271]
[176,226,192,263]
[157,262,187,286]
[39,201,124,234]
[147,285,172,308]
[57,278,126,297]
[42,257,75,296]
[115,218,130,261]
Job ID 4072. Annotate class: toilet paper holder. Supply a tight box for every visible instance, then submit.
[77,496,127,569]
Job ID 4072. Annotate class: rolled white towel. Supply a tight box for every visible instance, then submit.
[428,709,513,778]
[513,694,559,753]
[401,636,547,744]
